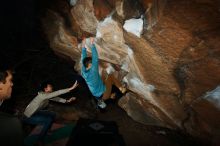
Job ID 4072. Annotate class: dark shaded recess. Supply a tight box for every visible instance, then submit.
[37,0,73,28]
[1,0,39,61]
[124,0,146,19]
[0,0,41,110]
[0,0,86,111]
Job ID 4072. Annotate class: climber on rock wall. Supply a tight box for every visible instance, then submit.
[81,37,126,109]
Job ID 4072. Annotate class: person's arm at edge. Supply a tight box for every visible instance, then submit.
[44,81,78,100]
[90,37,99,69]
[49,97,66,103]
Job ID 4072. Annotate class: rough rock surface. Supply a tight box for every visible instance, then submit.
[41,0,220,141]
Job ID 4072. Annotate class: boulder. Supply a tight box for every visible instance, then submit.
[41,0,220,140]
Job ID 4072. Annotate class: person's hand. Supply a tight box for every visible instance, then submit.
[68,80,78,91]
[90,37,95,44]
[66,97,76,103]
[82,38,86,48]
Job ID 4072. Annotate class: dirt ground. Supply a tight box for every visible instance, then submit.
[47,98,208,146]
[97,103,209,146]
